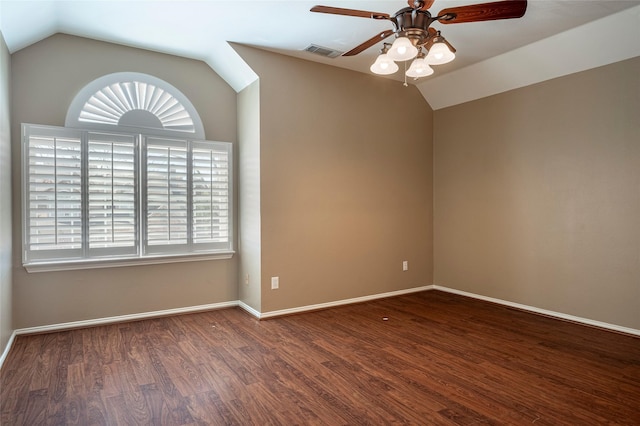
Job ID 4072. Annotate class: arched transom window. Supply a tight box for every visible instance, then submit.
[66,72,205,139]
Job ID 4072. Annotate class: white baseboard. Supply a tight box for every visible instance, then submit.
[13,300,239,337]
[0,330,17,371]
[0,301,238,371]
[432,285,640,337]
[0,288,432,369]
[238,301,261,319]
[258,285,434,319]
[3,284,637,372]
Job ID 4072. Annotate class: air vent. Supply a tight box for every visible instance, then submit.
[304,44,343,58]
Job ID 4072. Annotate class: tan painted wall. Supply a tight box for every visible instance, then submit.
[238,80,262,311]
[13,32,633,332]
[10,34,238,328]
[434,57,640,329]
[0,32,13,354]
[234,46,434,313]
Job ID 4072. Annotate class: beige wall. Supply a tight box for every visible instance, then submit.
[235,46,434,313]
[10,35,238,328]
[434,57,640,329]
[0,32,12,354]
[9,31,634,333]
[238,80,262,311]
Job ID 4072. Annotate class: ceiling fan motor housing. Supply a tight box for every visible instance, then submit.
[392,8,437,46]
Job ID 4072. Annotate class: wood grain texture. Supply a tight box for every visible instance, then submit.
[2,291,639,425]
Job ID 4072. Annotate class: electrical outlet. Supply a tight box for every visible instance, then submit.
[402,261,408,271]
[245,274,250,285]
[271,276,279,290]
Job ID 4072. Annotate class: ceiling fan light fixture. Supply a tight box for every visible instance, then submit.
[406,57,434,78]
[311,1,529,82]
[387,36,419,61]
[425,42,455,65]
[370,53,399,75]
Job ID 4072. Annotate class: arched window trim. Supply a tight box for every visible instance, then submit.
[65,72,205,140]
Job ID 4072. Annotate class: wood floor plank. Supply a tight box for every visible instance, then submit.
[22,389,48,425]
[2,290,640,425]
[140,382,173,425]
[185,390,236,425]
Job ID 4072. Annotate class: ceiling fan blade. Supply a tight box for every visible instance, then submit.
[407,0,436,10]
[343,30,395,56]
[311,5,390,20]
[437,0,527,24]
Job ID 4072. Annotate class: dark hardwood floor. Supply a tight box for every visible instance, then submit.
[2,290,639,425]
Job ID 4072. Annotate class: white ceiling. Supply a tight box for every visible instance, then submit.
[1,0,639,108]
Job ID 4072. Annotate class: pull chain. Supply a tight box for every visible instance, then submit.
[403,61,408,87]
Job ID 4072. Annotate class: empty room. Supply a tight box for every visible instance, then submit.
[1,0,639,424]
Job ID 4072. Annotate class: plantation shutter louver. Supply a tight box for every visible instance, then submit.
[192,142,230,247]
[78,81,196,133]
[24,126,83,261]
[87,133,138,256]
[144,137,189,253]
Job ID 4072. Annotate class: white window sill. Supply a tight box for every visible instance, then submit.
[24,251,235,273]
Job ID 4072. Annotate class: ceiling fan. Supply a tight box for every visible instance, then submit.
[311,0,527,79]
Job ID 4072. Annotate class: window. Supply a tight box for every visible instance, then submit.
[142,137,231,255]
[87,132,138,255]
[23,124,233,269]
[24,126,84,261]
[65,72,205,138]
[23,73,232,270]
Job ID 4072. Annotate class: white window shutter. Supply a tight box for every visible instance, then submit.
[192,142,230,247]
[144,137,189,253]
[87,132,138,256]
[24,125,83,262]
[23,124,233,266]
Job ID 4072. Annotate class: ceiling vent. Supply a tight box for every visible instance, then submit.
[304,44,342,58]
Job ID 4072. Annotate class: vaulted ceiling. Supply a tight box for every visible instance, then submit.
[1,1,639,108]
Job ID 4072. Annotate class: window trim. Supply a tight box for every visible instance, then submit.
[23,252,234,273]
[22,123,234,271]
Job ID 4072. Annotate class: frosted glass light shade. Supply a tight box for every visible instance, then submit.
[387,37,418,61]
[370,53,399,75]
[405,57,434,78]
[425,42,455,65]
